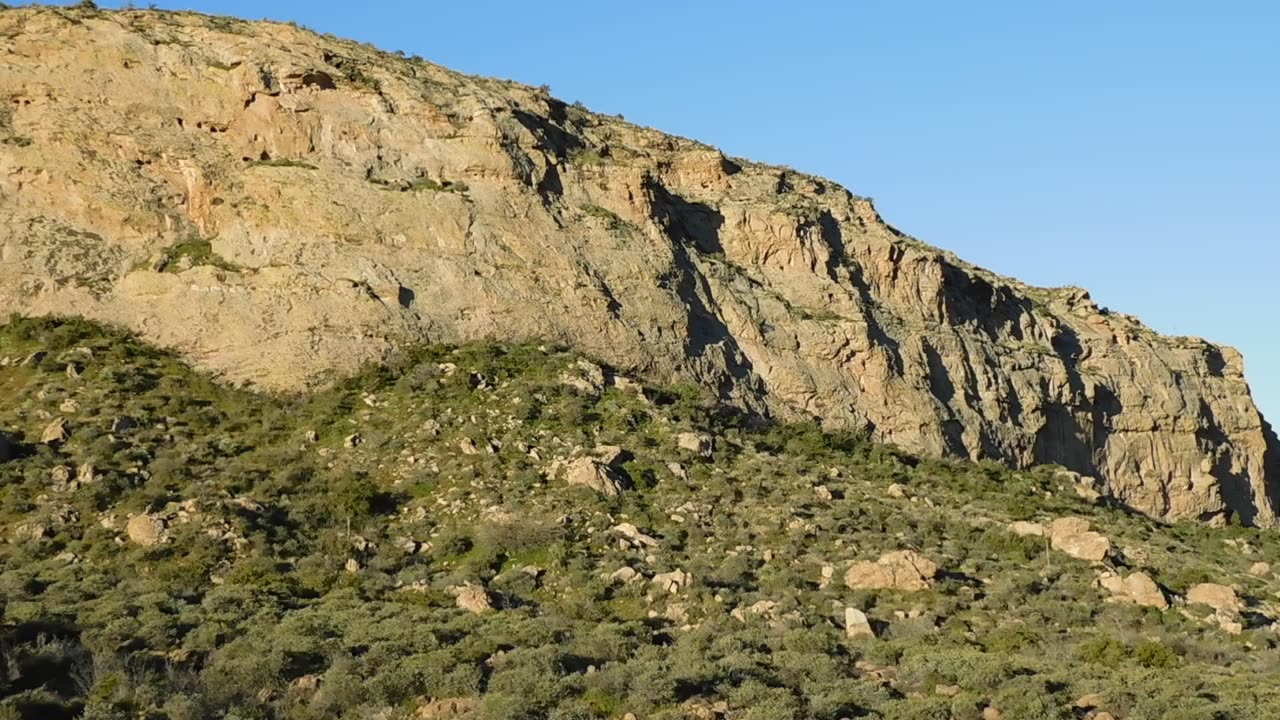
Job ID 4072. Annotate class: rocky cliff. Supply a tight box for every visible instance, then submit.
[1,6,1276,525]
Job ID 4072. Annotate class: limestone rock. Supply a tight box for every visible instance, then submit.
[563,457,625,497]
[677,432,713,457]
[613,523,659,548]
[1,8,1277,526]
[844,550,938,591]
[414,697,476,719]
[1049,517,1110,562]
[126,514,165,546]
[610,566,640,584]
[1007,520,1045,537]
[1096,571,1168,609]
[845,607,875,638]
[1248,561,1271,577]
[447,583,494,614]
[41,418,70,444]
[652,569,692,594]
[1185,583,1242,614]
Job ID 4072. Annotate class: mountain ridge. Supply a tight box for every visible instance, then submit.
[0,4,1276,526]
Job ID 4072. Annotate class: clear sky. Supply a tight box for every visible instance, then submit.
[31,1,1280,419]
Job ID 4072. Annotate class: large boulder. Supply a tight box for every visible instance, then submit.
[40,417,70,445]
[1049,517,1110,562]
[1096,571,1168,609]
[126,514,166,546]
[1185,583,1242,614]
[844,550,938,591]
[563,457,626,497]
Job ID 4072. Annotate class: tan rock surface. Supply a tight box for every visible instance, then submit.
[845,550,938,591]
[1185,583,1242,614]
[1096,571,1168,609]
[1049,518,1111,562]
[1,7,1277,525]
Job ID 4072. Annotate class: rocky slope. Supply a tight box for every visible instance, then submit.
[0,6,1276,525]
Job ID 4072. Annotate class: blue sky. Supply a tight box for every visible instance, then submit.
[33,1,1280,419]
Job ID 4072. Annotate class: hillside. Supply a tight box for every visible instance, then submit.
[3,317,1280,720]
[0,5,1276,527]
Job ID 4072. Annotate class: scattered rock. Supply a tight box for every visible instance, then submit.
[41,417,70,444]
[65,363,81,379]
[126,514,165,546]
[844,550,938,591]
[414,696,476,720]
[676,432,713,457]
[813,485,834,502]
[303,430,319,443]
[845,607,875,638]
[561,359,606,394]
[1186,583,1242,614]
[652,569,692,594]
[110,415,136,433]
[76,463,96,485]
[343,433,362,448]
[886,483,906,499]
[1073,693,1105,710]
[613,523,659,548]
[1249,561,1271,577]
[59,398,80,413]
[563,456,625,497]
[1007,520,1045,537]
[448,583,494,614]
[344,558,361,573]
[458,437,479,455]
[1049,517,1110,562]
[1096,571,1168,609]
[610,566,639,584]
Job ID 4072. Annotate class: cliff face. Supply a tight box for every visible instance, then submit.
[1,7,1276,525]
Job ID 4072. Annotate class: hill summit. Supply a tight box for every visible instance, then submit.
[0,5,1276,526]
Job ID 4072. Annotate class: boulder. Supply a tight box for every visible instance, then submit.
[676,432,713,457]
[126,514,165,546]
[1007,520,1045,537]
[845,607,875,638]
[652,569,692,594]
[563,457,625,497]
[844,550,938,591]
[1248,561,1271,577]
[1049,517,1110,562]
[447,583,494,614]
[1096,571,1168,609]
[41,417,70,444]
[613,523,659,548]
[1186,583,1242,614]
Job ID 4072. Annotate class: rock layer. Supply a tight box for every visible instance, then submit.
[1,6,1277,524]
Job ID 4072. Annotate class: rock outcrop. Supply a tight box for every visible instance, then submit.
[844,550,938,591]
[1,6,1277,525]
